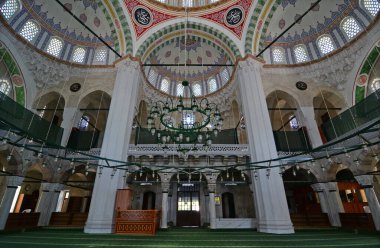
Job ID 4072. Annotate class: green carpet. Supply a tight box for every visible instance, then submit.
[0,228,379,248]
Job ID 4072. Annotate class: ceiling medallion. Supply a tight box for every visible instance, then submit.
[70,83,81,92]
[133,6,152,27]
[296,81,307,91]
[224,6,244,27]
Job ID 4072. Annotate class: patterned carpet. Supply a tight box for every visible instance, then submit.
[0,228,379,248]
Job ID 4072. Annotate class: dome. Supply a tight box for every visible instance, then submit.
[143,37,233,97]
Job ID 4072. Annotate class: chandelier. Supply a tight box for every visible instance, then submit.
[147,80,223,153]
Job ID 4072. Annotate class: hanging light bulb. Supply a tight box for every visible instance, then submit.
[111,168,117,177]
[71,167,76,174]
[372,154,379,163]
[307,169,311,175]
[266,168,271,178]
[6,154,12,161]
[57,165,62,172]
[42,161,46,168]
[344,150,351,158]
[70,159,74,167]
[213,128,218,137]
[362,143,369,152]
[321,164,326,172]
[281,166,286,175]
[54,155,59,162]
[293,169,296,177]
[99,166,103,175]
[354,159,360,167]
[253,169,258,180]
[296,163,300,170]
[197,134,203,143]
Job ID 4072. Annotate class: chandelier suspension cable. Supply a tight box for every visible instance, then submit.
[274,90,291,155]
[42,0,91,153]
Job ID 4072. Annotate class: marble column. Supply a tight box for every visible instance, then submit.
[84,58,141,234]
[36,183,64,226]
[161,182,170,229]
[298,106,323,148]
[208,183,216,229]
[237,58,294,234]
[355,175,380,231]
[311,183,341,227]
[60,107,81,146]
[0,176,24,230]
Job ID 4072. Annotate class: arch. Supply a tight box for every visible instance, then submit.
[317,35,336,56]
[266,90,301,131]
[0,0,21,20]
[313,90,345,127]
[34,91,65,126]
[0,41,27,106]
[72,47,87,63]
[46,37,64,57]
[271,47,286,64]
[135,21,241,60]
[340,16,362,40]
[353,40,380,104]
[19,19,40,43]
[293,44,309,63]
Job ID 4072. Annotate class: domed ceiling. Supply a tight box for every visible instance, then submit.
[144,37,233,97]
[23,0,113,45]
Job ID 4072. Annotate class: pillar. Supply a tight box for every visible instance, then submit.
[84,58,141,234]
[237,58,294,234]
[36,183,64,226]
[299,106,323,148]
[355,175,380,231]
[0,176,24,230]
[161,182,170,229]
[208,183,216,229]
[60,107,80,146]
[311,183,341,227]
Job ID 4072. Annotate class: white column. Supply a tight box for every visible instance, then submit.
[85,58,141,234]
[0,176,24,230]
[237,58,294,234]
[60,107,80,146]
[311,183,341,227]
[36,183,63,226]
[208,183,216,229]
[299,106,323,148]
[355,175,380,231]
[161,182,170,229]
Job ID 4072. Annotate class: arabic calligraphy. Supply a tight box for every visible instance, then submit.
[134,7,151,26]
[225,7,244,27]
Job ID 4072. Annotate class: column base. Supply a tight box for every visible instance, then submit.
[84,219,114,234]
[257,220,294,234]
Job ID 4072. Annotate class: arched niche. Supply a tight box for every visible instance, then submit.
[215,168,254,219]
[77,90,111,148]
[313,90,345,127]
[266,90,300,131]
[34,91,65,126]
[15,168,43,213]
[282,167,320,215]
[62,173,91,213]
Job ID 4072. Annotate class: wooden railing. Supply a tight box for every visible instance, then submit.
[115,210,161,235]
[49,212,88,227]
[5,213,40,230]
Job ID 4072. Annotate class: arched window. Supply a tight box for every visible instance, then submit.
[220,68,229,84]
[72,47,86,63]
[183,0,193,7]
[160,78,170,93]
[78,115,89,130]
[289,115,299,129]
[94,48,107,62]
[317,35,335,55]
[362,0,380,16]
[148,69,158,84]
[272,47,286,63]
[19,20,40,42]
[46,37,63,57]
[0,0,20,20]
[182,111,194,128]
[293,45,309,63]
[0,79,11,96]
[341,17,362,40]
[370,78,380,93]
[208,78,217,93]
[192,83,202,96]
[177,83,184,96]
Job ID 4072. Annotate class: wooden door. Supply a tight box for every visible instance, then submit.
[176,184,200,227]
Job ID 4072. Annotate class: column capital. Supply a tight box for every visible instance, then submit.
[355,175,374,187]
[115,57,140,70]
[6,176,24,187]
